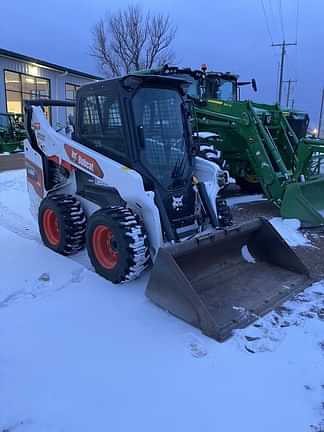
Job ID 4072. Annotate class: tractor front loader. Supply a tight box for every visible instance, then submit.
[24,74,310,341]
[147,66,324,226]
[195,98,324,226]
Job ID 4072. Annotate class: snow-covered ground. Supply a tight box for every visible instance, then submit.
[1,169,324,432]
[227,193,267,207]
[270,217,312,247]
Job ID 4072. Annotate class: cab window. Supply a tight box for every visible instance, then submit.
[79,94,126,158]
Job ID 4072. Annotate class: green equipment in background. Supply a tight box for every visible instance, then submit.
[0,113,26,153]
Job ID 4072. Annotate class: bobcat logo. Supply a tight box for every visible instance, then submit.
[172,195,183,211]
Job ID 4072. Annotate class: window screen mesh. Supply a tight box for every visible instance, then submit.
[80,94,125,156]
[98,97,122,129]
[133,88,187,186]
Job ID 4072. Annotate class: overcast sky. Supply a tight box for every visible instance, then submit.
[1,0,323,125]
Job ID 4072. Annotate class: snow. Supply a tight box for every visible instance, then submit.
[241,244,256,263]
[1,169,324,432]
[194,131,219,139]
[270,217,311,247]
[227,194,267,207]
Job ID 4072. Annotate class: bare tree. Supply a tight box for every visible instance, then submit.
[91,4,177,77]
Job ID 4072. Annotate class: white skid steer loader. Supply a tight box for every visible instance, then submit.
[24,74,310,341]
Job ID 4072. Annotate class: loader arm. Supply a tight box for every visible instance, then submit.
[192,95,324,225]
[193,100,292,205]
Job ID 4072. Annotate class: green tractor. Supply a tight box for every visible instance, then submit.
[199,68,310,140]
[0,113,26,153]
[139,65,324,226]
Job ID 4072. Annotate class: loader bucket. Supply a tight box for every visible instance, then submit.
[146,218,310,341]
[280,178,324,226]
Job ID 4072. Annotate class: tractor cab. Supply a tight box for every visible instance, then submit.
[205,71,257,102]
[205,72,239,101]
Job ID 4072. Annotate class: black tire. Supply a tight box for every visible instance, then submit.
[38,194,86,255]
[235,177,263,194]
[86,206,150,284]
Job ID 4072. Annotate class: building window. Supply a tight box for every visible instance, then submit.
[4,70,50,119]
[65,83,79,101]
[65,83,80,122]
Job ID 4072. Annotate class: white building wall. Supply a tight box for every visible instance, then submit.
[0,55,97,126]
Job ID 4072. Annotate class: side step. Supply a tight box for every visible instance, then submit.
[146,218,311,341]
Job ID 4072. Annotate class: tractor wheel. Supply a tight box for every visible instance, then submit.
[38,194,86,255]
[86,207,150,284]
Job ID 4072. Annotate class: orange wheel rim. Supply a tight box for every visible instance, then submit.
[43,208,60,246]
[92,225,119,269]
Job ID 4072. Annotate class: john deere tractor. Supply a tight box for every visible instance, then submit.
[0,113,26,153]
[140,65,324,226]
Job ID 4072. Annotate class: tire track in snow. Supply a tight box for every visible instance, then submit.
[234,281,324,354]
[0,196,92,270]
[0,200,38,241]
[0,418,62,432]
[0,170,38,241]
[0,268,87,308]
[0,170,27,194]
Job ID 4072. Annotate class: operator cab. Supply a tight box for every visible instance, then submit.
[205,72,257,102]
[206,73,238,102]
[73,74,200,240]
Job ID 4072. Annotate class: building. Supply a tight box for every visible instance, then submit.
[0,48,102,127]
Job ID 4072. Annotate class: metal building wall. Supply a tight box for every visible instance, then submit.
[0,55,96,125]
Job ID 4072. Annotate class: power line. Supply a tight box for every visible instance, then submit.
[268,0,276,26]
[283,79,297,107]
[260,0,274,44]
[278,0,285,40]
[272,40,297,105]
[295,0,300,43]
[285,52,296,100]
[294,0,300,94]
[268,0,277,39]
[276,60,281,101]
[318,88,324,138]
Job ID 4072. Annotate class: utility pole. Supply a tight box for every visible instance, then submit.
[283,79,297,108]
[272,41,297,105]
[318,88,324,138]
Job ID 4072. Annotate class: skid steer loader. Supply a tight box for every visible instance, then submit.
[23,74,310,341]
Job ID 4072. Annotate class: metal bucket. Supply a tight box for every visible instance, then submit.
[146,218,310,341]
[281,178,324,226]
